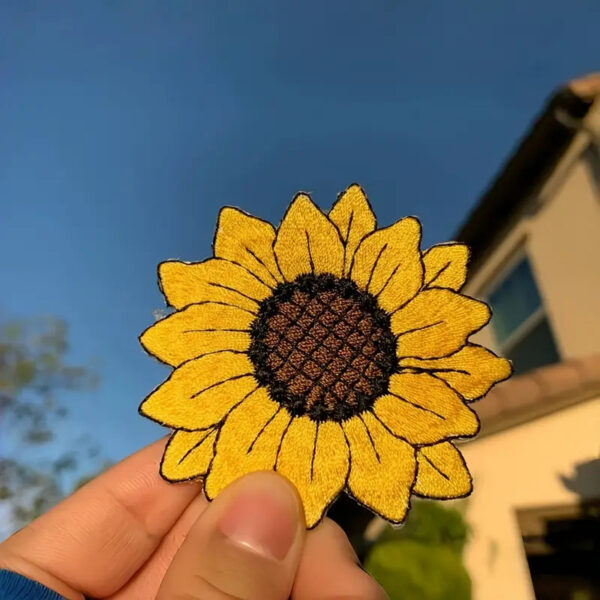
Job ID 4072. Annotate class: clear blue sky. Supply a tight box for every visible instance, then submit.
[2,1,599,467]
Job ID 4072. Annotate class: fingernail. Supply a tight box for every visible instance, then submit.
[218,485,297,561]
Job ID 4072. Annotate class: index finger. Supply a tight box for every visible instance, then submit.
[0,436,204,599]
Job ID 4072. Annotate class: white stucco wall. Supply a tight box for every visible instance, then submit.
[465,153,600,360]
[527,160,600,359]
[460,397,600,600]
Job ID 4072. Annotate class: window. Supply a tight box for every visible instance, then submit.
[516,502,600,600]
[486,256,560,376]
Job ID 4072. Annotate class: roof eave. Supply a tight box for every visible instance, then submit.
[455,86,595,267]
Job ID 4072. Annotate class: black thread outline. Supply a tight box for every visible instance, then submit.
[391,287,493,360]
[412,441,474,500]
[248,273,398,422]
[329,183,378,276]
[143,187,509,528]
[387,391,448,420]
[375,261,403,300]
[367,372,482,448]
[190,373,253,400]
[211,205,285,285]
[346,216,425,310]
[157,256,274,314]
[247,406,281,454]
[207,281,261,306]
[358,413,381,463]
[167,384,262,486]
[159,427,219,483]
[272,191,347,284]
[139,302,255,369]
[177,428,216,466]
[255,277,393,401]
[422,242,471,290]
[138,350,259,432]
[273,413,294,469]
[341,416,419,527]
[158,383,261,483]
[400,342,514,403]
[309,422,319,482]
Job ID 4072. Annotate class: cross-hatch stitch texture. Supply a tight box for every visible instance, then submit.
[249,273,397,422]
[139,183,512,528]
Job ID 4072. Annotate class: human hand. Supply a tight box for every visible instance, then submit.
[0,438,387,599]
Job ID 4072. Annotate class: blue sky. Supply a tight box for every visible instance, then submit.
[2,0,599,470]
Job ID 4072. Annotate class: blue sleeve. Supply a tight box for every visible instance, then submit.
[0,570,66,600]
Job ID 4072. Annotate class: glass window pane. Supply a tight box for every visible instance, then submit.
[489,258,542,344]
[506,316,560,376]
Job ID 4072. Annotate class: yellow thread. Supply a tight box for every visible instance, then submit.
[274,194,344,281]
[400,344,512,400]
[159,258,271,312]
[344,412,416,524]
[391,288,491,359]
[214,207,283,285]
[139,184,511,527]
[140,351,257,430]
[140,302,252,367]
[350,217,423,313]
[204,389,290,499]
[161,428,218,482]
[372,372,480,445]
[414,442,472,498]
[276,418,349,528]
[329,184,376,276]
[422,243,469,290]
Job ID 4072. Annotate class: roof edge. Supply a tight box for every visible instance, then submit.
[455,84,595,266]
[476,381,600,439]
[473,354,600,439]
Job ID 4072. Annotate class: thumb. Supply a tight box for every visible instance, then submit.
[157,471,305,600]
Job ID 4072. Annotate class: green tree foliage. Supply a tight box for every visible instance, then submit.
[0,316,100,530]
[365,500,472,600]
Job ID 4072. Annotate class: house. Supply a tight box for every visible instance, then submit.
[459,73,600,600]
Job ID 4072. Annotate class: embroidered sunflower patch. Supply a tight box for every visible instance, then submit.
[139,184,512,527]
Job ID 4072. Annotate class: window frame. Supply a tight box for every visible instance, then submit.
[482,249,559,364]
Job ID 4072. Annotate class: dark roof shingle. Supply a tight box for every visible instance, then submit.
[475,354,600,436]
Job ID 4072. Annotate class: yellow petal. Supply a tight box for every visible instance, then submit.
[214,207,283,286]
[329,184,376,276]
[374,372,479,445]
[140,303,253,367]
[204,389,291,500]
[276,418,349,528]
[350,217,423,313]
[422,243,469,291]
[274,193,344,281]
[139,351,258,430]
[391,288,491,359]
[344,412,416,524]
[158,258,273,312]
[414,442,472,499]
[399,344,512,401]
[160,428,218,482]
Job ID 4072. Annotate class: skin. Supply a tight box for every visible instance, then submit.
[0,437,388,599]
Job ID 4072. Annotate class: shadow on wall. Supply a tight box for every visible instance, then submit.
[560,458,600,499]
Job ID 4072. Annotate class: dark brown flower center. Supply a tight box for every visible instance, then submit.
[249,274,397,422]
